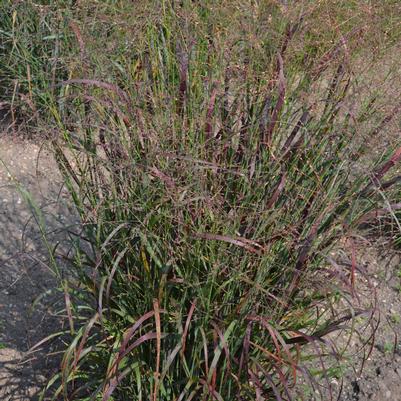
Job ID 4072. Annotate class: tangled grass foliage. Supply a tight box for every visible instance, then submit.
[1,1,400,400]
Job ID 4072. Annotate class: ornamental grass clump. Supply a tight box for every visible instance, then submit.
[2,1,401,400]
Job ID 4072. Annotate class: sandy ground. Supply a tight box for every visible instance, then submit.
[0,132,77,400]
[335,242,401,401]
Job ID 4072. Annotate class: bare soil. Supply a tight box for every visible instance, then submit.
[337,241,401,401]
[0,132,77,400]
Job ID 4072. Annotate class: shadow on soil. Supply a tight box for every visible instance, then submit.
[0,133,78,400]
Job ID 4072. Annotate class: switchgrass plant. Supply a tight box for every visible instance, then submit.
[2,1,401,400]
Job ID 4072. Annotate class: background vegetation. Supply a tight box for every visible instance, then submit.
[1,1,400,400]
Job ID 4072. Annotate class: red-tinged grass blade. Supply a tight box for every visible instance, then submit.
[358,315,380,375]
[281,111,309,156]
[258,22,296,149]
[312,26,362,79]
[102,364,139,401]
[199,379,224,401]
[323,63,345,115]
[248,369,265,401]
[373,145,401,183]
[134,107,146,149]
[207,321,236,384]
[28,331,68,354]
[105,310,155,383]
[286,208,330,299]
[370,100,401,137]
[54,79,131,109]
[52,142,81,186]
[149,166,177,191]
[266,20,301,93]
[72,312,99,373]
[264,53,286,146]
[360,175,401,198]
[284,331,325,346]
[380,176,401,191]
[355,202,401,226]
[103,333,164,401]
[160,342,182,382]
[193,232,264,254]
[200,328,209,379]
[269,330,298,385]
[211,321,231,379]
[212,330,218,391]
[106,247,129,301]
[205,83,218,140]
[280,19,303,59]
[181,301,196,357]
[156,151,246,176]
[247,316,282,360]
[285,309,372,345]
[78,94,131,127]
[69,20,86,62]
[97,276,107,327]
[267,172,286,209]
[310,341,332,400]
[120,310,155,355]
[177,45,188,115]
[239,277,288,307]
[176,380,196,401]
[153,299,161,401]
[259,97,271,141]
[272,362,294,400]
[63,282,74,335]
[60,333,85,400]
[347,237,357,295]
[247,315,297,382]
[239,322,252,377]
[184,387,201,401]
[254,363,285,401]
[120,332,167,362]
[249,341,283,364]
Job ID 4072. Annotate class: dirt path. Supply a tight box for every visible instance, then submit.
[0,133,76,400]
